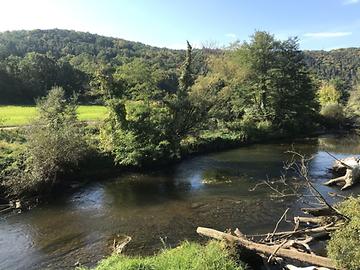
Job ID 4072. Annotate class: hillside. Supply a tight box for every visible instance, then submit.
[304,48,360,88]
[0,29,359,104]
[0,29,185,104]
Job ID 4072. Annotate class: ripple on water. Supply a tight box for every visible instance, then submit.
[0,133,359,269]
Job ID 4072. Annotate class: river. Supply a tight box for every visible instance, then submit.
[1,133,359,270]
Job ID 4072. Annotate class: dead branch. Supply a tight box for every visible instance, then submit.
[267,208,289,241]
[294,216,326,225]
[282,237,314,254]
[248,223,338,239]
[196,227,337,269]
[301,207,337,217]
[112,235,132,254]
[268,239,288,262]
[285,151,348,220]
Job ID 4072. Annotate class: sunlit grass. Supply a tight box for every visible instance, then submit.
[79,241,245,270]
[0,105,107,126]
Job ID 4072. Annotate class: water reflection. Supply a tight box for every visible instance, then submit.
[318,133,360,154]
[0,134,359,269]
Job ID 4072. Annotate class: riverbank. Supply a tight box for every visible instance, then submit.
[65,126,358,185]
[0,133,359,269]
[1,123,357,207]
[79,241,246,270]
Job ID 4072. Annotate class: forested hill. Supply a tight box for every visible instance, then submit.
[0,29,359,104]
[0,29,185,104]
[304,48,360,88]
[0,29,184,65]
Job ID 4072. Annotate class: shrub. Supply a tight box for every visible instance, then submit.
[320,102,346,127]
[1,87,88,196]
[321,103,345,121]
[327,197,360,270]
[317,82,341,106]
[345,84,360,123]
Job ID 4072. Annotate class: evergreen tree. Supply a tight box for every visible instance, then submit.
[179,41,194,92]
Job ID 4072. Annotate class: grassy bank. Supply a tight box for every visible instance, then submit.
[0,122,325,200]
[79,241,245,270]
[0,105,107,126]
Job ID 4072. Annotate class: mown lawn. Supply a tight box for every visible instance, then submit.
[0,105,107,126]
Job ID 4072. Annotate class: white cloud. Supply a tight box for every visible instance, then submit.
[303,31,352,38]
[225,33,237,39]
[343,0,359,5]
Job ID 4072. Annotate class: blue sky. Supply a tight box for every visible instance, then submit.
[0,0,359,50]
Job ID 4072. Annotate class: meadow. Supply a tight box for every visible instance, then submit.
[0,105,107,126]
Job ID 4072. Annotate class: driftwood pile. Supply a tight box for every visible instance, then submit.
[197,204,345,269]
[197,153,358,269]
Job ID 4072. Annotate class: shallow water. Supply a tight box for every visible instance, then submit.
[0,134,359,270]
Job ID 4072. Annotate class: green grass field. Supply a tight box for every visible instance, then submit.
[0,105,107,126]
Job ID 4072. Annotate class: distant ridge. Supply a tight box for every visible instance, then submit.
[0,29,359,104]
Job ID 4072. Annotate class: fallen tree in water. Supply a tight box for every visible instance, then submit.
[197,202,346,269]
[197,227,337,269]
[324,155,360,190]
[196,151,354,269]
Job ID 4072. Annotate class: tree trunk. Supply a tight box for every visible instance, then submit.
[331,156,359,175]
[196,227,338,269]
[325,164,360,190]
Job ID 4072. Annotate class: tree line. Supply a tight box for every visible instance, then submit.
[0,29,185,104]
[0,29,359,104]
[0,31,319,195]
[304,48,360,90]
[2,30,360,197]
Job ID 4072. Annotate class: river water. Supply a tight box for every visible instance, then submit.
[1,134,359,270]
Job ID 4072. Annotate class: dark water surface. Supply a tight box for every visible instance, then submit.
[1,134,360,270]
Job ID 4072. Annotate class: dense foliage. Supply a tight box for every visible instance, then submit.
[97,32,319,166]
[304,48,360,92]
[317,81,346,127]
[193,33,319,137]
[99,42,200,165]
[0,29,184,104]
[346,82,360,124]
[1,29,359,194]
[0,29,359,105]
[327,196,360,270]
[1,87,87,196]
[80,241,245,270]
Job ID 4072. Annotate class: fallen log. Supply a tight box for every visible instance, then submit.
[301,207,337,217]
[294,216,325,225]
[331,156,359,175]
[294,216,339,226]
[324,156,360,190]
[325,165,360,190]
[197,227,337,269]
